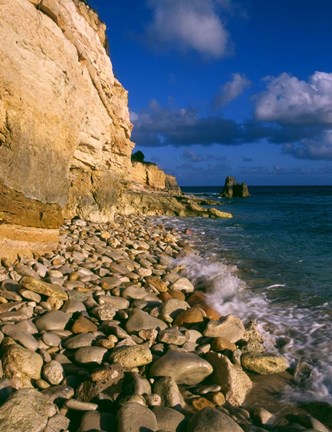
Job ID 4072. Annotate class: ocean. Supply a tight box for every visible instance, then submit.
[169,185,332,402]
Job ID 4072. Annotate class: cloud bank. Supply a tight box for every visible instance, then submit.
[131,72,332,161]
[146,0,230,58]
[255,72,332,126]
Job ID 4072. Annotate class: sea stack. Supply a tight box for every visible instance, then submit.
[219,176,250,198]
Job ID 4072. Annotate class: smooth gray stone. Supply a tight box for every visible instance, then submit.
[61,299,86,314]
[64,399,98,411]
[78,411,116,432]
[35,310,70,332]
[117,402,158,432]
[74,347,107,364]
[153,376,187,409]
[1,325,39,351]
[97,295,129,310]
[42,332,61,347]
[149,350,213,385]
[152,406,186,432]
[187,408,245,432]
[126,308,167,333]
[62,332,95,349]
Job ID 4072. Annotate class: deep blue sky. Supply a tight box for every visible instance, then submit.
[89,0,332,186]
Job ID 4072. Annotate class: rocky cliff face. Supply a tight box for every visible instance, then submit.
[0,0,134,229]
[0,0,230,260]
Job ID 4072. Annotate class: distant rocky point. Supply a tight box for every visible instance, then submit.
[219,176,250,198]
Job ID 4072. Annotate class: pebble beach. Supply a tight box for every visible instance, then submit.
[0,215,330,432]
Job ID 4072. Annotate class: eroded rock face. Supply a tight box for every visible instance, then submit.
[0,0,134,228]
[219,176,250,198]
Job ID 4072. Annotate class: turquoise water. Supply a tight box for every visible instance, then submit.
[173,186,332,401]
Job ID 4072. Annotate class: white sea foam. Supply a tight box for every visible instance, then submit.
[177,252,332,402]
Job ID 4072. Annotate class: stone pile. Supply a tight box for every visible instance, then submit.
[0,215,329,432]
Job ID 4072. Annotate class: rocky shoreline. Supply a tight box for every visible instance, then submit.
[0,216,330,432]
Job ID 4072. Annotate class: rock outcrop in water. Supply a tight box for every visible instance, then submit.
[0,0,232,259]
[219,176,250,198]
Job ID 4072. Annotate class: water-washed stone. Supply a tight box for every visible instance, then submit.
[0,389,57,432]
[150,350,213,385]
[63,333,95,349]
[71,316,98,333]
[109,344,152,368]
[203,315,245,343]
[42,361,64,385]
[65,399,98,411]
[211,336,237,352]
[187,407,245,432]
[152,406,186,432]
[241,353,290,375]
[153,376,187,409]
[20,276,68,301]
[61,299,86,314]
[173,307,205,326]
[78,411,115,432]
[1,325,38,351]
[44,414,70,432]
[159,299,190,323]
[126,308,167,333]
[146,276,168,292]
[117,402,158,432]
[158,327,186,345]
[171,278,195,293]
[74,346,107,364]
[97,295,129,310]
[205,353,252,406]
[35,310,70,331]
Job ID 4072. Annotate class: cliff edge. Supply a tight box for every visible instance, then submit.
[0,0,231,260]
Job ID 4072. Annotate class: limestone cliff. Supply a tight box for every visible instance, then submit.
[0,0,231,260]
[0,0,134,228]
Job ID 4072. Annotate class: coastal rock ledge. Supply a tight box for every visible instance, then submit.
[0,0,231,260]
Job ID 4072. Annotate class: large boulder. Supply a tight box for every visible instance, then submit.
[219,176,250,198]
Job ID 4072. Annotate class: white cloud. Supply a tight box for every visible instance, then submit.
[255,72,332,125]
[146,0,230,58]
[213,73,251,108]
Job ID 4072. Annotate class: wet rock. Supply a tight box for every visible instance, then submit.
[20,276,68,301]
[150,350,213,385]
[187,291,221,321]
[159,299,190,323]
[241,353,289,374]
[205,353,252,406]
[187,407,245,432]
[211,336,237,352]
[146,276,168,292]
[109,344,152,368]
[117,402,158,432]
[171,278,194,293]
[0,389,57,432]
[204,315,245,343]
[126,308,167,333]
[173,307,205,326]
